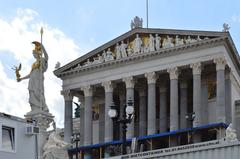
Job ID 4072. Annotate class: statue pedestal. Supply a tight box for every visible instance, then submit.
[25,111,54,159]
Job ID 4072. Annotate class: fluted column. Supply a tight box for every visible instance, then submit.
[214,57,226,123]
[81,86,93,146]
[180,81,188,129]
[167,67,179,131]
[102,81,114,142]
[159,84,167,133]
[190,62,202,126]
[138,88,147,136]
[79,95,85,146]
[225,70,232,124]
[145,72,157,135]
[62,90,73,143]
[123,77,135,139]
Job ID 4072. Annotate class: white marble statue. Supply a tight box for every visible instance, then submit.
[120,41,128,58]
[133,34,142,54]
[225,123,238,142]
[175,35,184,46]
[18,41,49,113]
[106,48,114,61]
[155,34,161,51]
[148,34,155,52]
[43,129,71,159]
[83,59,92,67]
[162,36,173,48]
[93,54,103,64]
[102,50,107,61]
[197,35,202,41]
[115,43,122,59]
[127,46,133,56]
[185,36,192,44]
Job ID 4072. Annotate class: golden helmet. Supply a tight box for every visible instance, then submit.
[32,41,42,54]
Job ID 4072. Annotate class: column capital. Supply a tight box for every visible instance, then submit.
[167,67,179,80]
[122,76,135,88]
[81,85,93,97]
[145,72,157,84]
[214,57,226,71]
[61,90,73,101]
[102,81,114,92]
[190,62,202,75]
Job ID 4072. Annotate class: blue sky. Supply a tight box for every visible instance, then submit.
[0,0,240,127]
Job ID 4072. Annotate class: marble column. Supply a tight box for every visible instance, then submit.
[190,62,202,127]
[214,57,226,123]
[138,88,147,136]
[123,76,135,139]
[62,90,73,143]
[79,95,85,146]
[201,79,208,125]
[167,67,179,131]
[159,84,168,133]
[81,86,93,146]
[225,70,232,124]
[180,81,188,129]
[102,81,114,142]
[145,72,157,135]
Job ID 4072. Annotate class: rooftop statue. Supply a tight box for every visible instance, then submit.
[222,23,230,32]
[17,40,49,113]
[131,16,143,29]
[43,128,71,159]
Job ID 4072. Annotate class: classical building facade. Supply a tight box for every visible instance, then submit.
[54,27,240,159]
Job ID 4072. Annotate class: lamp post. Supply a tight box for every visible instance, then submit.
[108,98,134,155]
[185,112,196,144]
[71,133,80,159]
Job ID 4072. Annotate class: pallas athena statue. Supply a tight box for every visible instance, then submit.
[16,41,49,113]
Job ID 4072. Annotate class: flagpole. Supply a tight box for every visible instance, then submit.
[146,0,149,28]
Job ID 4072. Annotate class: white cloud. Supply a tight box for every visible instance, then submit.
[0,8,82,128]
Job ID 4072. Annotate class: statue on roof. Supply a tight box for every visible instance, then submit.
[16,38,49,113]
[222,23,230,32]
[131,16,143,29]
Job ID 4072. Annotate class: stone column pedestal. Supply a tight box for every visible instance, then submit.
[25,111,54,159]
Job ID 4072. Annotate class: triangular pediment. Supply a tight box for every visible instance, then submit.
[54,28,230,77]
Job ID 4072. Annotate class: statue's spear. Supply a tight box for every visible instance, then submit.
[40,27,43,111]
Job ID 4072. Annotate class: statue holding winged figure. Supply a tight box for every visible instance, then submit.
[14,28,49,113]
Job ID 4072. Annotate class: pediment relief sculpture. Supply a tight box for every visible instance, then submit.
[74,33,211,69]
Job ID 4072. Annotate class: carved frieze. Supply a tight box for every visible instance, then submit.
[72,33,211,71]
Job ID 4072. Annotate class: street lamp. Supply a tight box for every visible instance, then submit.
[108,98,134,155]
[71,133,80,159]
[185,112,196,144]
